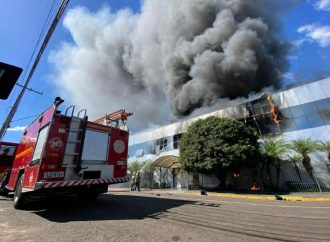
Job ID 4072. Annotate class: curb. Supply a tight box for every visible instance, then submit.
[107,189,330,202]
[189,192,330,202]
[282,196,330,202]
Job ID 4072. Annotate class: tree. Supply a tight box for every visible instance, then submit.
[260,137,288,190]
[289,139,319,182]
[318,141,330,163]
[179,116,260,187]
[128,160,147,173]
[287,154,303,183]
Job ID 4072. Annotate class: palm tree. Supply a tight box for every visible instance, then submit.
[289,139,319,182]
[287,154,303,182]
[260,138,289,190]
[128,160,146,173]
[318,141,330,163]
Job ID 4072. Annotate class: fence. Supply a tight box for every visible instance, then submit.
[110,158,330,193]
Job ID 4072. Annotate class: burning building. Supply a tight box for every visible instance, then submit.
[124,77,330,191]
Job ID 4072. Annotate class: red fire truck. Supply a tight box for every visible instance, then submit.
[0,141,19,195]
[0,97,132,209]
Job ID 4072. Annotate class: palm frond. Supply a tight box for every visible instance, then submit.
[318,141,330,153]
[287,154,302,164]
[260,137,289,159]
[288,139,318,156]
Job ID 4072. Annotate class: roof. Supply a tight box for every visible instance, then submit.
[152,155,180,169]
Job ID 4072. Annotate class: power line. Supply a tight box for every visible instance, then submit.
[11,115,40,123]
[0,0,70,140]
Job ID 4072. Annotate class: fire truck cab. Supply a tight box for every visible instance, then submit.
[2,97,131,209]
[0,141,18,195]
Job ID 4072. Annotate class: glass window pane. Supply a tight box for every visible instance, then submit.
[315,98,330,113]
[256,115,279,135]
[32,125,50,161]
[279,108,292,119]
[283,89,300,107]
[0,145,16,156]
[306,114,325,128]
[272,92,288,109]
[320,78,330,98]
[293,116,310,130]
[294,85,313,105]
[279,119,296,132]
[290,106,305,118]
[307,82,327,101]
[320,111,330,125]
[302,102,318,115]
[82,130,109,161]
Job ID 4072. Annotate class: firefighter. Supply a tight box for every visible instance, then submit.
[131,173,136,191]
[135,171,141,191]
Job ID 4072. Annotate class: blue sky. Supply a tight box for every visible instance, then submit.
[0,0,330,143]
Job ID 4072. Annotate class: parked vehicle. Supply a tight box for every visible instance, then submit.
[1,97,132,209]
[0,141,18,195]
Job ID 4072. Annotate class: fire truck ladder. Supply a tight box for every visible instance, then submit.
[62,105,88,177]
[94,109,133,127]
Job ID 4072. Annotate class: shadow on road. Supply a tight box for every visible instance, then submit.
[32,193,194,223]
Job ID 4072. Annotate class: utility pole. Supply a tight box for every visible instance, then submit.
[0,0,70,140]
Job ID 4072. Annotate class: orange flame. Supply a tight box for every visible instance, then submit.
[250,185,260,191]
[267,95,281,125]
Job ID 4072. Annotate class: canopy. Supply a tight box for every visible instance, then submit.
[151,155,180,169]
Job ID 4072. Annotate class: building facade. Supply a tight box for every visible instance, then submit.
[127,78,330,191]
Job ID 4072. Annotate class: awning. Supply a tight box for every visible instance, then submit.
[152,155,180,169]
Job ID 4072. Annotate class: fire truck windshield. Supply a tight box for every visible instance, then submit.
[0,145,15,156]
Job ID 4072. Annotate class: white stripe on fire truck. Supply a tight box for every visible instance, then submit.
[42,177,129,188]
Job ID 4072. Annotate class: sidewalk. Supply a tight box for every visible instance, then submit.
[108,188,330,202]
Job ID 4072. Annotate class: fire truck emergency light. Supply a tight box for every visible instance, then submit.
[0,62,23,100]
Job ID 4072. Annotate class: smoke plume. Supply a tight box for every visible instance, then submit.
[49,0,289,131]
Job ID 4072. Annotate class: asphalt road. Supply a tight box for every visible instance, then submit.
[1,191,330,242]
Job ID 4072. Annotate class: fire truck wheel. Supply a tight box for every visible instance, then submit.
[13,174,26,209]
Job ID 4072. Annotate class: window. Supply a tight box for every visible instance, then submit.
[82,130,109,161]
[0,145,16,156]
[154,137,168,153]
[302,102,318,115]
[134,149,144,157]
[0,145,16,166]
[320,111,330,125]
[293,116,310,130]
[290,106,305,118]
[256,115,279,135]
[279,119,296,132]
[32,125,50,162]
[306,114,324,128]
[129,143,145,157]
[316,98,330,113]
[173,133,182,149]
[279,108,292,119]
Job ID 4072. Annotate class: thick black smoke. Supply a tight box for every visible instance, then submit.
[50,0,290,131]
[159,0,289,116]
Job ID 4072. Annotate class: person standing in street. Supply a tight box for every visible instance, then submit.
[131,173,136,191]
[135,171,141,191]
